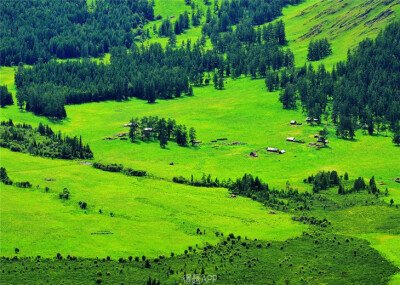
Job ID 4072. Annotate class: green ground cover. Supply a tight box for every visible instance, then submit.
[1,0,400,283]
[1,233,397,285]
[0,149,304,258]
[279,0,400,67]
[1,77,399,197]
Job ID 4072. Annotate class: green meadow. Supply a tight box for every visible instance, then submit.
[0,149,305,258]
[1,0,400,283]
[279,0,400,67]
[1,76,399,196]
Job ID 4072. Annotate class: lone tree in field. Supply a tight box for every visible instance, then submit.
[189,127,197,146]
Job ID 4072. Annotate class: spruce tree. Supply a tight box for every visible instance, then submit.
[189,127,197,146]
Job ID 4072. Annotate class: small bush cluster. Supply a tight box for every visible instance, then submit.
[93,162,146,177]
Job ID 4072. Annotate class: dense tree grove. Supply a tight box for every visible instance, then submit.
[0,85,13,107]
[304,170,340,193]
[276,21,400,141]
[0,0,154,65]
[0,120,93,159]
[230,173,312,206]
[127,116,197,147]
[16,18,294,118]
[158,12,190,37]
[307,38,332,61]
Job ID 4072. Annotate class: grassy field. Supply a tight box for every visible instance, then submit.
[1,76,399,197]
[1,0,400,283]
[279,0,400,67]
[0,149,305,258]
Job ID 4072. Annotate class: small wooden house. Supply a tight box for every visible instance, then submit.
[231,194,237,198]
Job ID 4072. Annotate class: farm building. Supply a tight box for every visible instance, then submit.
[279,150,286,154]
[286,137,296,142]
[306,117,312,122]
[143,128,153,132]
[290,120,297,125]
[267,147,279,153]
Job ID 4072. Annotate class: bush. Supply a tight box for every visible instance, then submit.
[15,181,32,188]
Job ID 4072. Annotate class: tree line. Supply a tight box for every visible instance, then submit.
[202,0,301,37]
[0,0,154,66]
[15,18,294,118]
[0,120,93,159]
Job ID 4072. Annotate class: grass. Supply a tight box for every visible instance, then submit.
[279,0,400,68]
[1,0,400,282]
[0,149,305,258]
[1,76,399,197]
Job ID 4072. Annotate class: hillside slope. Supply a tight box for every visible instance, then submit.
[280,0,400,66]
